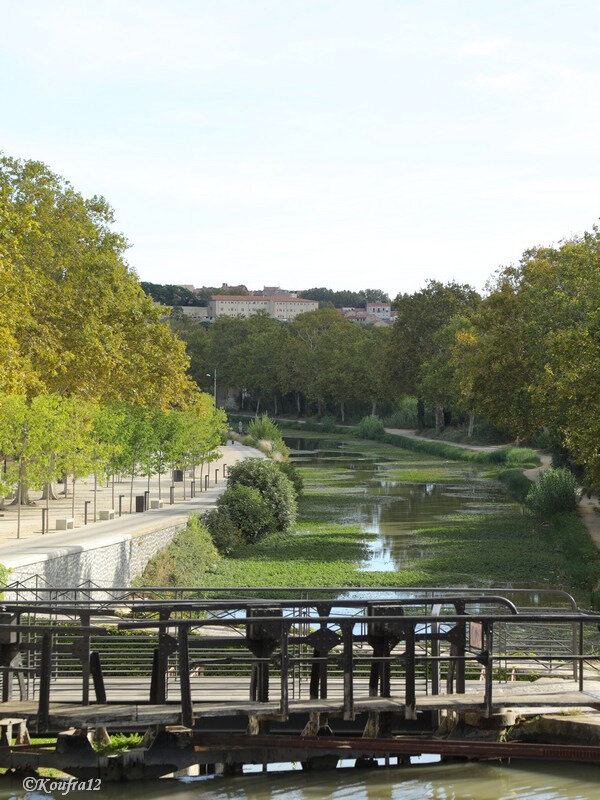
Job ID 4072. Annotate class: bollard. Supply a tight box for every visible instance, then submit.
[41,508,47,535]
[84,500,90,525]
[170,485,175,505]
[144,490,150,511]
[119,495,125,517]
[190,480,195,498]
[215,469,219,484]
[204,474,209,491]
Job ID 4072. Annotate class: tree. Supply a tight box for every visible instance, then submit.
[0,154,194,408]
[387,280,480,428]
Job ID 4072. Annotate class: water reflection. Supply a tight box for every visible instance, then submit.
[5,760,599,799]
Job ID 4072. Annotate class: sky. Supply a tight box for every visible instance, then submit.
[1,1,600,297]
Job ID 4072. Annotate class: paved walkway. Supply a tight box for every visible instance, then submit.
[0,442,264,571]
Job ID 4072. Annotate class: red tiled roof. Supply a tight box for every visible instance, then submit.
[211,295,317,303]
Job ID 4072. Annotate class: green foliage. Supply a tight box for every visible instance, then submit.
[204,509,244,555]
[381,431,539,468]
[247,413,281,442]
[497,469,533,502]
[247,413,289,456]
[226,458,297,531]
[356,415,385,440]
[320,415,339,432]
[526,468,579,516]
[139,515,220,585]
[297,287,390,308]
[94,733,143,755]
[217,484,276,543]
[276,461,304,497]
[140,282,203,307]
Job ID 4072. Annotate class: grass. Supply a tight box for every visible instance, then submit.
[381,432,539,469]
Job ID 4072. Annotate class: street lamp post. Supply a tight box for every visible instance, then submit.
[206,369,217,405]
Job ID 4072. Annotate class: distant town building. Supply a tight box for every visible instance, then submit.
[210,294,318,320]
[339,307,393,326]
[366,302,391,319]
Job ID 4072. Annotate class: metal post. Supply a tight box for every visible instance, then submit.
[342,621,354,721]
[84,501,90,525]
[215,469,219,484]
[37,632,52,734]
[190,480,195,498]
[204,474,209,491]
[144,490,149,510]
[579,622,584,692]
[170,485,175,505]
[118,495,124,517]
[279,622,289,719]
[178,626,193,728]
[41,508,46,535]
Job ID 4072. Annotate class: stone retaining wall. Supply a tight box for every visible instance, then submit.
[7,524,182,588]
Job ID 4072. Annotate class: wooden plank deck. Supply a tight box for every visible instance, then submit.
[3,679,600,728]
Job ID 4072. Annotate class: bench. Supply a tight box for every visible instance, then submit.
[150,499,164,509]
[98,509,115,521]
[56,517,75,530]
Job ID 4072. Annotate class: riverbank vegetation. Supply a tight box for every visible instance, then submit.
[140,429,600,603]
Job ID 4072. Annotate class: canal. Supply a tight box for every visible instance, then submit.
[12,431,600,798]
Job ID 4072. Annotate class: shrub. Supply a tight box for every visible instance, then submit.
[226,458,297,531]
[356,415,385,440]
[217,484,277,543]
[248,413,280,442]
[276,461,304,497]
[140,515,220,584]
[526,468,579,517]
[320,415,339,432]
[247,413,289,456]
[204,509,244,555]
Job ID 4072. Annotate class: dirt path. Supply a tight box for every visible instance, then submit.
[384,427,509,452]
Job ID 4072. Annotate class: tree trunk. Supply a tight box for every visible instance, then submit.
[416,398,425,430]
[16,458,22,539]
[256,396,261,415]
[317,398,323,418]
[94,473,97,522]
[467,412,475,439]
[41,482,59,500]
[10,478,34,506]
[340,402,345,422]
[296,392,301,416]
[434,404,445,434]
[158,467,162,500]
[274,393,278,416]
[130,468,135,513]
[371,399,377,416]
[61,472,69,497]
[111,474,115,510]
[71,476,76,518]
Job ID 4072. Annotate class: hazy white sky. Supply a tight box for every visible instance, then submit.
[2,0,600,296]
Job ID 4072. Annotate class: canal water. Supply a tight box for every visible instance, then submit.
[5,758,600,799]
[11,433,598,798]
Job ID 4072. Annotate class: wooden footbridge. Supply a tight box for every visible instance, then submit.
[1,584,600,778]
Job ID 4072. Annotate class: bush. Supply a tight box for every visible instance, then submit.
[226,458,297,531]
[247,413,280,442]
[204,509,244,555]
[247,413,289,456]
[217,484,277,543]
[356,415,385,440]
[140,515,220,584]
[526,468,579,516]
[320,415,339,432]
[276,461,304,497]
